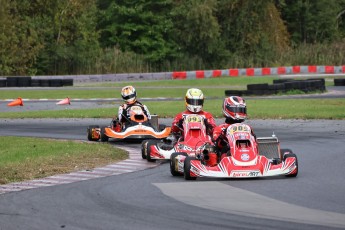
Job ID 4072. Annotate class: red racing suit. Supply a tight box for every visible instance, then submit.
[171,110,216,137]
[213,121,256,159]
[171,110,217,166]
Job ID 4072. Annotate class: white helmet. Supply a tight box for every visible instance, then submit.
[121,85,136,104]
[185,88,204,113]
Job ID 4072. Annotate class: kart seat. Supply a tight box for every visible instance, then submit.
[237,140,251,148]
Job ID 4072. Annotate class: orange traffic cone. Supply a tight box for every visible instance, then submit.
[56,97,71,105]
[8,97,24,107]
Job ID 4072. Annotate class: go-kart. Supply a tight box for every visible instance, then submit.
[141,114,217,172]
[182,123,298,180]
[87,105,171,142]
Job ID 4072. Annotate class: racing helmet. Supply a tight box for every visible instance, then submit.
[223,96,247,122]
[121,85,137,104]
[185,88,204,113]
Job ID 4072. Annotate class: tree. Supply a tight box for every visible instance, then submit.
[217,0,289,67]
[171,0,228,68]
[281,0,345,45]
[97,0,179,63]
[0,0,42,75]
[32,0,100,74]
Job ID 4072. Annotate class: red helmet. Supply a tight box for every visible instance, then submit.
[222,96,247,121]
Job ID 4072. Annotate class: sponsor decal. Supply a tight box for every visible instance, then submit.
[134,130,147,133]
[241,153,249,161]
[231,171,260,177]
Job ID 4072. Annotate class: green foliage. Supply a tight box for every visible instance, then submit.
[218,0,289,67]
[171,0,228,68]
[98,0,179,64]
[0,0,43,75]
[281,0,345,45]
[1,0,345,75]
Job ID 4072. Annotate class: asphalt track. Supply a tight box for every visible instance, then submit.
[0,86,345,229]
[0,117,345,230]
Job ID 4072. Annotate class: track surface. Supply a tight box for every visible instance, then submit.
[0,118,345,230]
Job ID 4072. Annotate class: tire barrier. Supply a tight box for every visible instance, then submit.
[0,77,73,87]
[334,78,345,86]
[225,79,326,96]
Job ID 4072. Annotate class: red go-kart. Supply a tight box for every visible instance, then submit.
[141,114,217,174]
[182,123,298,180]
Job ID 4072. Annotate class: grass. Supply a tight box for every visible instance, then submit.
[0,137,128,184]
[1,98,344,119]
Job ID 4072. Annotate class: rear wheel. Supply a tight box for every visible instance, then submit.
[87,125,99,141]
[100,126,109,142]
[146,140,159,162]
[141,140,149,159]
[283,152,298,177]
[184,156,197,180]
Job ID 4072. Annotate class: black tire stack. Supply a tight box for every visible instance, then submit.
[225,78,326,96]
[0,77,73,87]
[334,78,345,86]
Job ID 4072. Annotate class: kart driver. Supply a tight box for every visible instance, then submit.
[170,88,217,166]
[113,85,151,131]
[212,96,256,160]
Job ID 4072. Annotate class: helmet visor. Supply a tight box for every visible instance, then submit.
[123,94,135,100]
[226,105,246,114]
[186,98,204,106]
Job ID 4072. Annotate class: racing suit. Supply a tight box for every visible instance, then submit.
[113,101,151,131]
[171,110,216,136]
[171,110,217,166]
[213,119,256,160]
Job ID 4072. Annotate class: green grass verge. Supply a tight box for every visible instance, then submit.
[1,98,344,119]
[0,137,128,184]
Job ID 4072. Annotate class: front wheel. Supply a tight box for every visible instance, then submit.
[184,156,197,180]
[100,126,109,142]
[283,152,298,177]
[146,140,159,162]
[141,140,149,159]
[170,152,187,176]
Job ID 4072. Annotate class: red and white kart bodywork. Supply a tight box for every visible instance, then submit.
[183,123,298,180]
[87,105,171,142]
[142,114,215,164]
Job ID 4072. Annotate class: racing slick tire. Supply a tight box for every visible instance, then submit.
[146,140,159,162]
[170,152,187,176]
[100,126,109,142]
[87,125,100,141]
[141,140,149,159]
[283,152,298,177]
[184,156,197,180]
